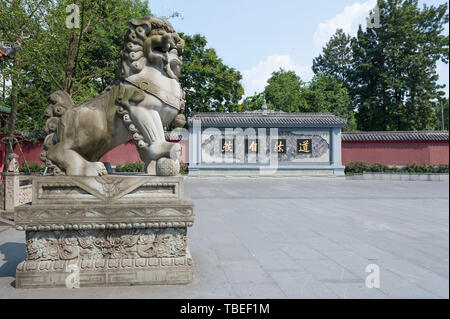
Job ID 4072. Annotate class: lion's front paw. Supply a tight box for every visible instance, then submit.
[95,162,108,176]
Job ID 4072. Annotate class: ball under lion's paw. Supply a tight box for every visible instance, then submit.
[156,158,180,176]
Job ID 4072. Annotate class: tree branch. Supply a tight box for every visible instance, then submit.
[45,67,64,91]
[73,1,94,84]
[71,70,108,95]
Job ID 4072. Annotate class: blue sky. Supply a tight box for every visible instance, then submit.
[148,0,449,98]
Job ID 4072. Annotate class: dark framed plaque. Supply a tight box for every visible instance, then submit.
[297,139,312,153]
[245,138,259,154]
[272,139,286,154]
[221,138,235,154]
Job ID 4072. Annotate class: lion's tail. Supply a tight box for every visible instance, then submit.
[39,90,74,174]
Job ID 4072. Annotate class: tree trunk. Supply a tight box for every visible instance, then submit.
[2,57,19,172]
[64,0,81,95]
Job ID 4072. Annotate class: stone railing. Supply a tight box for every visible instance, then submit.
[1,173,34,219]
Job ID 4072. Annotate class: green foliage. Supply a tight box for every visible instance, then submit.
[0,0,152,136]
[241,92,265,112]
[344,161,370,174]
[312,29,353,84]
[246,70,356,131]
[349,0,449,131]
[311,0,449,131]
[264,69,307,112]
[115,162,190,174]
[179,33,244,117]
[302,74,357,131]
[434,97,449,130]
[115,162,145,173]
[345,161,449,174]
[404,163,447,173]
[369,163,388,173]
[19,162,44,173]
[179,163,188,175]
[437,164,450,173]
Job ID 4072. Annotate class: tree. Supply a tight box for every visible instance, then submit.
[1,0,153,130]
[179,33,244,117]
[312,29,353,84]
[246,70,355,130]
[263,68,308,112]
[241,92,265,111]
[1,0,152,170]
[350,0,449,131]
[435,97,449,130]
[0,0,54,168]
[303,74,356,131]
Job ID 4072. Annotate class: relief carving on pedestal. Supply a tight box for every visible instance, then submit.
[25,228,187,261]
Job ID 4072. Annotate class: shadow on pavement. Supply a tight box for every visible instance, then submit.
[0,242,26,281]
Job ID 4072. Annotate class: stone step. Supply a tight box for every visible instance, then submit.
[0,210,14,221]
[0,216,14,227]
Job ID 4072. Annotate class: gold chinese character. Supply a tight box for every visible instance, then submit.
[249,141,258,152]
[222,141,233,153]
[298,140,311,153]
[274,140,284,153]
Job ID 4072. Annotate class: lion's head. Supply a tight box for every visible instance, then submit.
[116,17,185,81]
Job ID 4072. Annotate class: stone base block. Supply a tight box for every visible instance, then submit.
[16,250,194,288]
[14,175,195,289]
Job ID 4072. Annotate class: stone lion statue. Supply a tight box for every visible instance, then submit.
[6,153,19,173]
[40,17,187,176]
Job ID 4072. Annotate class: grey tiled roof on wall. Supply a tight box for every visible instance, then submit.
[342,131,449,141]
[188,111,347,128]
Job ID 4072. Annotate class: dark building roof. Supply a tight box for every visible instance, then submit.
[342,131,449,142]
[189,110,347,128]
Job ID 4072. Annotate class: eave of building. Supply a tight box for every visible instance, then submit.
[188,111,347,128]
[342,131,449,142]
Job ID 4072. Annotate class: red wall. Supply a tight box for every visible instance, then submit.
[1,136,447,170]
[0,138,189,169]
[99,140,189,164]
[342,141,449,165]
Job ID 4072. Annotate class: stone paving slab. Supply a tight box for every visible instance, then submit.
[0,179,448,299]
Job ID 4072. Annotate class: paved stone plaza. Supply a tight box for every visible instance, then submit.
[0,178,448,298]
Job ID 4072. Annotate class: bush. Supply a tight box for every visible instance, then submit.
[344,161,369,175]
[179,163,188,175]
[369,163,388,173]
[115,162,146,173]
[19,162,44,173]
[406,163,434,173]
[437,164,449,173]
[345,161,449,175]
[115,162,190,175]
[386,166,404,173]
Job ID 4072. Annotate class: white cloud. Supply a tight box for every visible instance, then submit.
[313,0,376,49]
[241,54,312,98]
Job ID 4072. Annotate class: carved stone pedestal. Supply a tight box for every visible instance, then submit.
[14,175,195,288]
